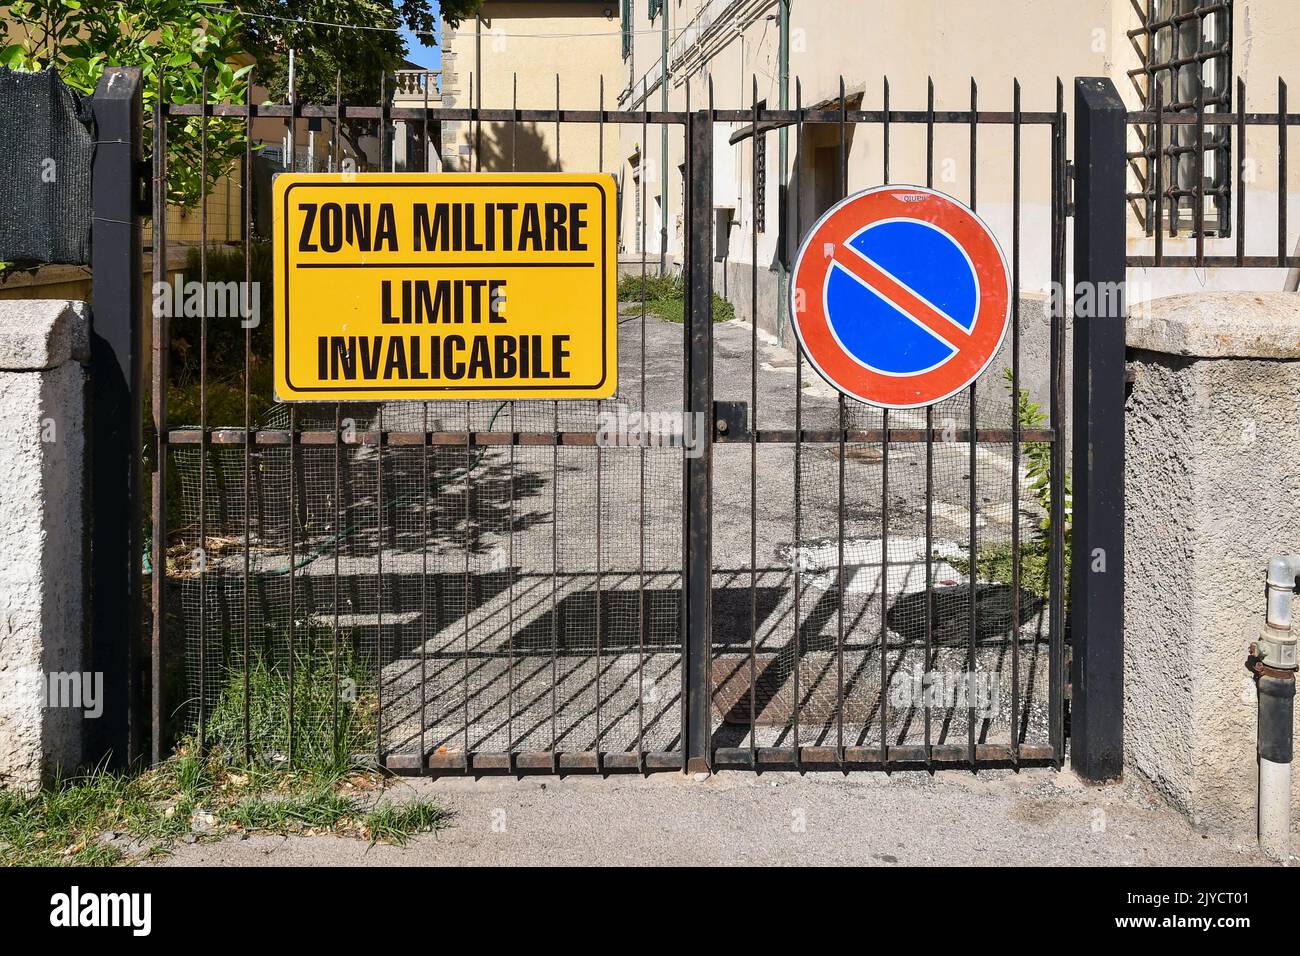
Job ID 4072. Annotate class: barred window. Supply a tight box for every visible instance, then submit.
[1132,0,1232,237]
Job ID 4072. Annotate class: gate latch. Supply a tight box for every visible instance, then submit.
[712,400,750,442]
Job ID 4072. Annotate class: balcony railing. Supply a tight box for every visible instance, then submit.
[392,70,441,102]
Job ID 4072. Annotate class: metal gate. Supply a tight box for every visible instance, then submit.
[147,70,1069,774]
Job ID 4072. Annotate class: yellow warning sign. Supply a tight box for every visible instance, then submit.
[273,173,617,401]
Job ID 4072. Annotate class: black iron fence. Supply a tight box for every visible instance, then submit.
[137,68,1080,777]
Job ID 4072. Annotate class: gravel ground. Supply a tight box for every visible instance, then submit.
[152,765,1277,867]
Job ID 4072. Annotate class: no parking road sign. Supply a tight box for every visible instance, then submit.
[789,185,1010,409]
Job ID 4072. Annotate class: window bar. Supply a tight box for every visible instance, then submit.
[331,71,344,763]
[1169,10,1181,239]
[1010,78,1023,763]
[243,68,255,765]
[1155,77,1165,265]
[836,75,847,764]
[878,74,891,766]
[923,77,935,767]
[749,76,760,765]
[967,77,979,765]
[1279,79,1288,268]
[596,75,605,770]
[1220,2,1234,236]
[1196,79,1205,265]
[150,67,169,766]
[198,67,210,754]
[792,78,804,768]
[1236,77,1246,266]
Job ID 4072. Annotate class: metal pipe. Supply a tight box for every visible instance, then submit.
[1251,554,1300,859]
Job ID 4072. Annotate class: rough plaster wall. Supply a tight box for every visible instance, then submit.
[1124,350,1197,814]
[1187,357,1300,836]
[1126,346,1300,839]
[0,343,85,793]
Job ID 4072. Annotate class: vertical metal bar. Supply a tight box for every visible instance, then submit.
[375,78,389,766]
[508,74,518,769]
[1195,77,1205,265]
[637,98,648,770]
[1236,77,1246,266]
[331,70,343,761]
[374,404,383,765]
[419,403,428,763]
[1169,0,1181,237]
[288,403,297,765]
[1070,76,1127,783]
[878,74,890,765]
[463,402,471,762]
[966,77,978,766]
[596,75,605,769]
[1154,77,1165,265]
[1049,78,1066,764]
[285,64,297,765]
[749,76,759,764]
[198,67,210,755]
[792,79,804,767]
[923,76,935,767]
[1279,79,1288,268]
[242,68,254,765]
[149,68,168,765]
[835,75,847,764]
[418,73,428,763]
[1010,78,1022,764]
[551,74,560,769]
[683,104,714,774]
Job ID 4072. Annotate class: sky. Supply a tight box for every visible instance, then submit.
[399,0,442,71]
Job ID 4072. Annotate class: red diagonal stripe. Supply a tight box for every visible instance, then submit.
[829,245,975,351]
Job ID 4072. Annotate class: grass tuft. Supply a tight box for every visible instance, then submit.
[0,650,445,866]
[617,271,735,324]
[363,798,451,846]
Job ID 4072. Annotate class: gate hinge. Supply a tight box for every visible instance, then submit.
[712,400,750,442]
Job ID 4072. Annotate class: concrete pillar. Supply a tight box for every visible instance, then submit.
[1125,291,1300,839]
[0,300,89,793]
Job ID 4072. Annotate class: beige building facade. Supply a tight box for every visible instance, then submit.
[443,1,1300,339]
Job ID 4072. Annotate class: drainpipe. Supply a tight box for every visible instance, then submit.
[1249,554,1300,860]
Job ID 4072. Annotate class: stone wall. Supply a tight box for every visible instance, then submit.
[0,300,88,793]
